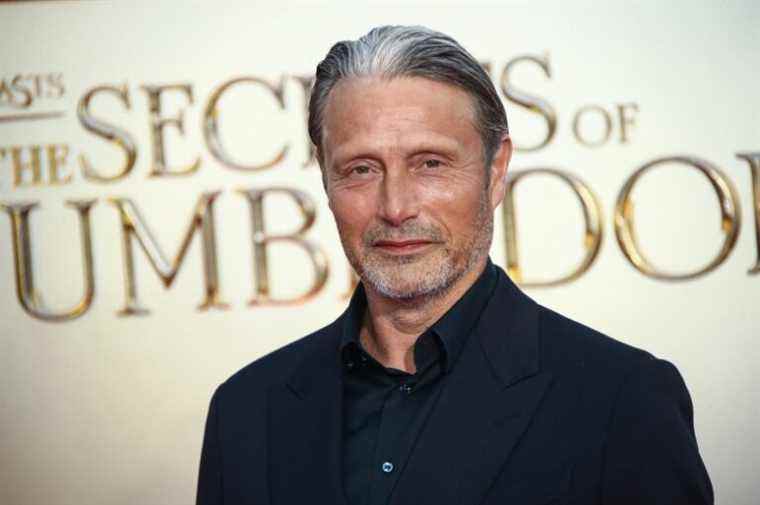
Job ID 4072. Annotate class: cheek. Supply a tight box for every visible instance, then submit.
[329,190,375,239]
[421,181,485,232]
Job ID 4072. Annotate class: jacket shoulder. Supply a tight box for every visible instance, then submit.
[217,319,339,398]
[537,304,654,376]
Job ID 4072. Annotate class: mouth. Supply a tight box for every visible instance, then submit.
[372,239,436,254]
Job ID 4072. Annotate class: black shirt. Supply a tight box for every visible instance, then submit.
[339,259,498,505]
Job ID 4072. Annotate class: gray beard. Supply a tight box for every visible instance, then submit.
[344,191,493,301]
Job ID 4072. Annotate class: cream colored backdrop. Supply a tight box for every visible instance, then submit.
[1,1,758,504]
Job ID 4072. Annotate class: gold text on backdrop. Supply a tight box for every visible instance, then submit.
[239,187,328,305]
[0,200,95,321]
[108,192,228,316]
[2,154,758,322]
[615,157,741,281]
[1,59,759,321]
[502,168,604,287]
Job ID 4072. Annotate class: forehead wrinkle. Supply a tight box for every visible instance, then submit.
[327,106,472,162]
[322,76,480,167]
[329,127,465,167]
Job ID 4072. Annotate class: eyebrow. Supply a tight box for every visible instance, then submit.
[329,137,462,168]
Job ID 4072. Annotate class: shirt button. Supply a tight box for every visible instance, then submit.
[399,384,412,394]
[381,461,394,473]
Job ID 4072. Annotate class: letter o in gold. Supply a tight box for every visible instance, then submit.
[614,156,741,280]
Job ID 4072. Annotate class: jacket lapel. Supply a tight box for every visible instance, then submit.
[390,269,554,505]
[267,324,348,505]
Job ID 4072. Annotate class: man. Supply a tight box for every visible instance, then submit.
[197,26,713,505]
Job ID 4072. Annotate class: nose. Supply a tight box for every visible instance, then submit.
[377,167,419,226]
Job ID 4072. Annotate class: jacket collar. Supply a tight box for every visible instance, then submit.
[287,261,541,392]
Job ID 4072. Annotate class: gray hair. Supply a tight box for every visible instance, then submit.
[308,25,509,168]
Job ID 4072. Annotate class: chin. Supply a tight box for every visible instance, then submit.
[360,256,463,300]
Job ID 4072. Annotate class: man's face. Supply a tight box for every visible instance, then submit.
[321,76,510,300]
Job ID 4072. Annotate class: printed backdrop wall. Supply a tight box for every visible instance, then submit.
[1,1,758,504]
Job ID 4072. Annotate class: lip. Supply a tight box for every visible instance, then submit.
[373,239,435,254]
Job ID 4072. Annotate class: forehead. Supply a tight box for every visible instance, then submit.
[321,76,480,165]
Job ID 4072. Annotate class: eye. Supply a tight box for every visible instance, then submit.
[424,159,443,169]
[351,164,372,175]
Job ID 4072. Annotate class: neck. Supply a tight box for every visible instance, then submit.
[360,257,487,373]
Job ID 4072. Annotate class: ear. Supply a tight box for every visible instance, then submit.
[488,135,512,210]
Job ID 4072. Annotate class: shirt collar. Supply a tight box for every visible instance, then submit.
[340,257,498,373]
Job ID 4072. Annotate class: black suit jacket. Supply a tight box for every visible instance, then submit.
[197,266,713,505]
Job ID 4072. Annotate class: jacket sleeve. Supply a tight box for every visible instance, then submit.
[601,357,714,504]
[196,386,224,505]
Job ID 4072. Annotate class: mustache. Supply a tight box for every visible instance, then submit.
[363,221,444,245]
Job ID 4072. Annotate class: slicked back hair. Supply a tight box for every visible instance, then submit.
[308,25,509,170]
